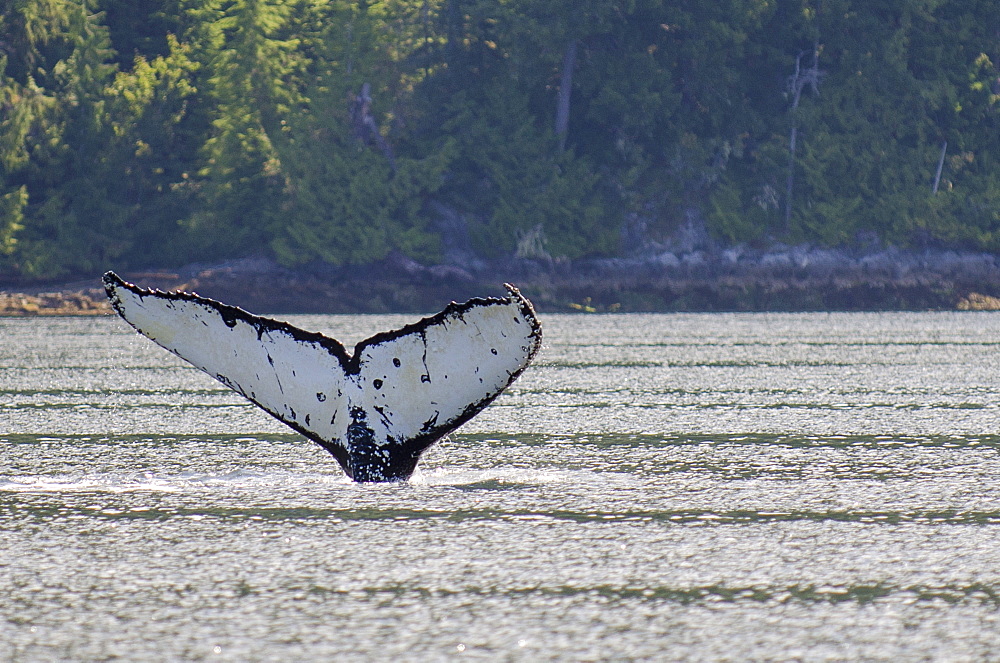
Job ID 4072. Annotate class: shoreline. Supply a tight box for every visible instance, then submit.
[5,245,1000,316]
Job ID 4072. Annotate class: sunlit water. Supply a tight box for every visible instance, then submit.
[4,312,1000,660]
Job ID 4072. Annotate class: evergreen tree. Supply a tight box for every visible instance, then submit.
[0,0,998,279]
[179,0,309,258]
[103,34,201,268]
[267,0,451,266]
[0,0,120,277]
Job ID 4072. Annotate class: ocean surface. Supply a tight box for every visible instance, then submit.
[3,311,1000,661]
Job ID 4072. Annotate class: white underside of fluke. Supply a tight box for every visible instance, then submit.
[103,272,541,482]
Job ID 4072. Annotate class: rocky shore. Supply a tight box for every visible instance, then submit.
[0,289,111,316]
[5,245,1000,316]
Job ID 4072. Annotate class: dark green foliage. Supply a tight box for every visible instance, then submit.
[104,34,202,267]
[434,85,613,259]
[268,137,452,267]
[0,0,998,280]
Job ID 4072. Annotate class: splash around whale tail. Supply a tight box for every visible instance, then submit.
[103,271,542,482]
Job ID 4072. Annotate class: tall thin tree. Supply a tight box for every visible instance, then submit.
[784,43,822,229]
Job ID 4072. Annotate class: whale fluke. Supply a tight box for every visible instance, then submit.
[103,272,541,482]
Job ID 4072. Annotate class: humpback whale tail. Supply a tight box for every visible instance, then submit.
[103,272,541,482]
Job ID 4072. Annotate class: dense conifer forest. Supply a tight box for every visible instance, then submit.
[0,0,998,281]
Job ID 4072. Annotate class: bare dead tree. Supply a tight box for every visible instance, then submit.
[784,44,824,228]
[349,82,396,170]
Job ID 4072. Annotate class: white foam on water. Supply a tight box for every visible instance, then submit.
[0,474,178,494]
[0,469,354,494]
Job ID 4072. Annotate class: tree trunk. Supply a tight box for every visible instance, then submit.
[350,83,396,170]
[785,125,798,228]
[445,0,462,71]
[932,140,947,194]
[784,45,821,229]
[555,39,577,150]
